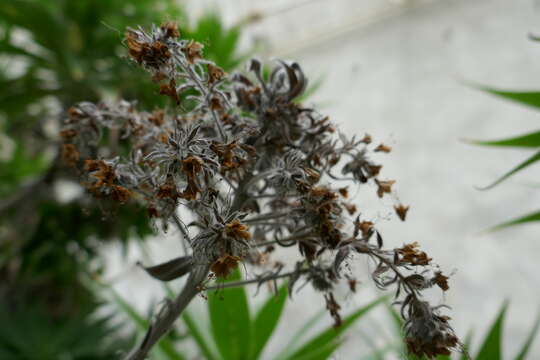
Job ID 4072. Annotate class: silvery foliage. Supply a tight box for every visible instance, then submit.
[60,23,465,359]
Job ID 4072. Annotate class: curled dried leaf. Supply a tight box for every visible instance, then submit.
[139,256,193,281]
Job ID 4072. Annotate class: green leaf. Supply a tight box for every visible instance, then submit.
[472,85,540,110]
[250,283,288,359]
[275,309,326,360]
[476,301,508,360]
[465,130,540,148]
[357,326,386,360]
[485,209,540,232]
[108,286,148,330]
[208,268,251,360]
[0,0,65,54]
[478,150,540,190]
[292,340,342,360]
[285,296,386,360]
[514,308,540,360]
[183,310,219,360]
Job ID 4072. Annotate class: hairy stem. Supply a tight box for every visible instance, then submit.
[125,163,256,359]
[125,263,209,360]
[204,268,309,291]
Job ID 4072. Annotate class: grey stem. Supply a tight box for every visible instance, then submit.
[204,268,309,291]
[125,263,209,360]
[125,167,256,359]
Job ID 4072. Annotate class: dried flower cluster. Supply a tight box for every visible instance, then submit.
[61,23,464,359]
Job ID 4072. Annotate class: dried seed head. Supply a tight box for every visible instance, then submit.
[160,21,180,38]
[404,298,459,358]
[224,219,251,241]
[375,179,395,198]
[374,143,392,153]
[60,24,464,359]
[432,271,450,291]
[208,64,226,84]
[397,242,432,266]
[61,143,80,167]
[395,204,410,221]
[182,40,203,64]
[211,254,241,278]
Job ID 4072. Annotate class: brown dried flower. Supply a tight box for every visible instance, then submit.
[224,219,251,241]
[61,143,79,167]
[375,143,392,153]
[375,179,395,198]
[211,254,241,278]
[397,242,432,266]
[182,40,203,64]
[208,63,226,84]
[432,271,450,291]
[395,204,410,221]
[160,21,180,38]
[159,79,180,104]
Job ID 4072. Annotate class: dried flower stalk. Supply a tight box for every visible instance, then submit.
[61,23,466,359]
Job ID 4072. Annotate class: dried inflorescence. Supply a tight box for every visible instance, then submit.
[61,22,464,359]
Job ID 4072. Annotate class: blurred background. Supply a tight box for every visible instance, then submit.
[1,0,540,359]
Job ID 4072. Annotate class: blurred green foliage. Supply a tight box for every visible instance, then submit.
[0,301,131,360]
[0,0,246,358]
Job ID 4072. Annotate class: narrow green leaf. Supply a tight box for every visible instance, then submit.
[292,340,342,360]
[250,283,288,359]
[357,326,385,360]
[286,296,386,360]
[108,286,148,330]
[478,150,540,190]
[275,309,326,360]
[208,268,251,360]
[514,308,540,360]
[465,130,540,148]
[476,301,508,360]
[472,85,540,110]
[183,310,218,360]
[485,209,540,232]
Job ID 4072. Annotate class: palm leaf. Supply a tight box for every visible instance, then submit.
[250,283,288,359]
[485,209,540,232]
[208,268,252,360]
[478,150,540,190]
[476,301,508,360]
[285,296,386,360]
[183,310,219,360]
[514,308,540,360]
[465,130,540,148]
[471,85,540,110]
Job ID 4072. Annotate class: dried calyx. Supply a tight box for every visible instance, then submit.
[61,22,465,359]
